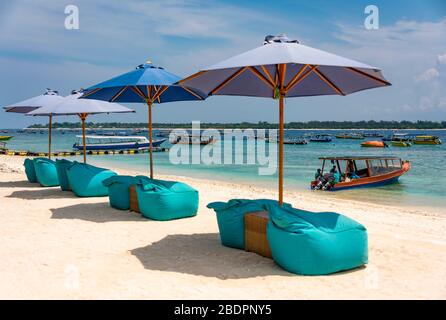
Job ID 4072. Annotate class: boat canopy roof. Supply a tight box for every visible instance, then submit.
[318,156,401,161]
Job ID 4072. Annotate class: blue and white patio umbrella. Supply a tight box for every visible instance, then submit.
[28,90,134,163]
[179,34,391,204]
[3,89,64,159]
[80,61,207,178]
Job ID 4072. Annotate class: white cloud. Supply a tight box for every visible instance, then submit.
[415,68,440,82]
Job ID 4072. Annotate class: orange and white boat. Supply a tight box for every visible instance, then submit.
[360,140,387,148]
[311,156,410,191]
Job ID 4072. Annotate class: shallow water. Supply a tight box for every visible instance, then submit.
[3,129,446,210]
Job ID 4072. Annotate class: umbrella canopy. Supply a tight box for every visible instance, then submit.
[4,89,64,159]
[4,89,64,114]
[81,61,207,178]
[179,34,391,204]
[28,90,134,163]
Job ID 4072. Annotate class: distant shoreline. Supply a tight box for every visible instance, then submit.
[10,127,446,131]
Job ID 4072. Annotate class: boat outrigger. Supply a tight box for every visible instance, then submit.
[73,135,166,151]
[311,156,410,191]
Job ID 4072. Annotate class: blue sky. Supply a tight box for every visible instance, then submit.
[0,0,445,128]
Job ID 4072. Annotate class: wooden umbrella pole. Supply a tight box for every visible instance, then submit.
[278,94,284,205]
[48,115,52,159]
[147,100,154,179]
[79,114,88,163]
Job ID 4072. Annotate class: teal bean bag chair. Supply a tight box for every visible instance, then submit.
[55,159,74,191]
[266,204,368,275]
[136,178,198,221]
[102,175,139,210]
[66,163,116,197]
[33,158,59,187]
[24,158,38,183]
[207,199,291,250]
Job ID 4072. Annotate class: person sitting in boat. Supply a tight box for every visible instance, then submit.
[312,169,326,190]
[345,160,360,179]
[314,168,322,180]
[321,167,340,190]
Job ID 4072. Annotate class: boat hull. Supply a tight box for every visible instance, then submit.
[391,141,411,147]
[73,139,165,151]
[0,136,13,141]
[361,141,386,148]
[310,139,332,142]
[412,140,441,145]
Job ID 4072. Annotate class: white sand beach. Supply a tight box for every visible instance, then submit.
[0,155,445,299]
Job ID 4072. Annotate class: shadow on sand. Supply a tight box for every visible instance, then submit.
[0,180,41,188]
[7,188,75,200]
[131,233,291,279]
[50,202,145,223]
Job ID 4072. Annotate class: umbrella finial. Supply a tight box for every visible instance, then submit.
[263,34,299,45]
[44,88,59,96]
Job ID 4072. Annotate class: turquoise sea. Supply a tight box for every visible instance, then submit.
[3,129,446,210]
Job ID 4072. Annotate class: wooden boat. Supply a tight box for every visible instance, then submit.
[391,140,411,147]
[362,132,384,138]
[311,156,410,191]
[266,137,308,145]
[360,140,388,148]
[73,135,166,151]
[0,136,13,141]
[170,135,215,145]
[412,135,442,145]
[336,133,364,139]
[309,134,332,142]
[284,138,307,145]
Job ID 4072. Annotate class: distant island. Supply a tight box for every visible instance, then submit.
[27,120,446,130]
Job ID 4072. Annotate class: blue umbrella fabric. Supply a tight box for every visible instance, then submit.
[80,61,207,178]
[179,34,391,204]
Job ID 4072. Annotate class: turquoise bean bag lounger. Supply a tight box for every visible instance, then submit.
[24,158,38,183]
[207,199,291,250]
[102,175,139,210]
[66,163,116,197]
[55,159,74,191]
[266,204,368,275]
[136,178,198,221]
[33,158,59,187]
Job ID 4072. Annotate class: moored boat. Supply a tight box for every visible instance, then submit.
[311,156,410,191]
[336,133,364,139]
[361,140,388,148]
[362,131,384,138]
[391,140,411,147]
[0,136,13,141]
[309,134,332,142]
[170,134,215,145]
[73,135,166,151]
[412,135,442,145]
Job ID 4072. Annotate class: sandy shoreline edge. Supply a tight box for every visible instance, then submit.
[0,155,445,299]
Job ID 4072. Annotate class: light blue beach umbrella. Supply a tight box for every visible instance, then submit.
[28,90,135,163]
[80,61,207,178]
[3,89,64,159]
[179,34,391,204]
